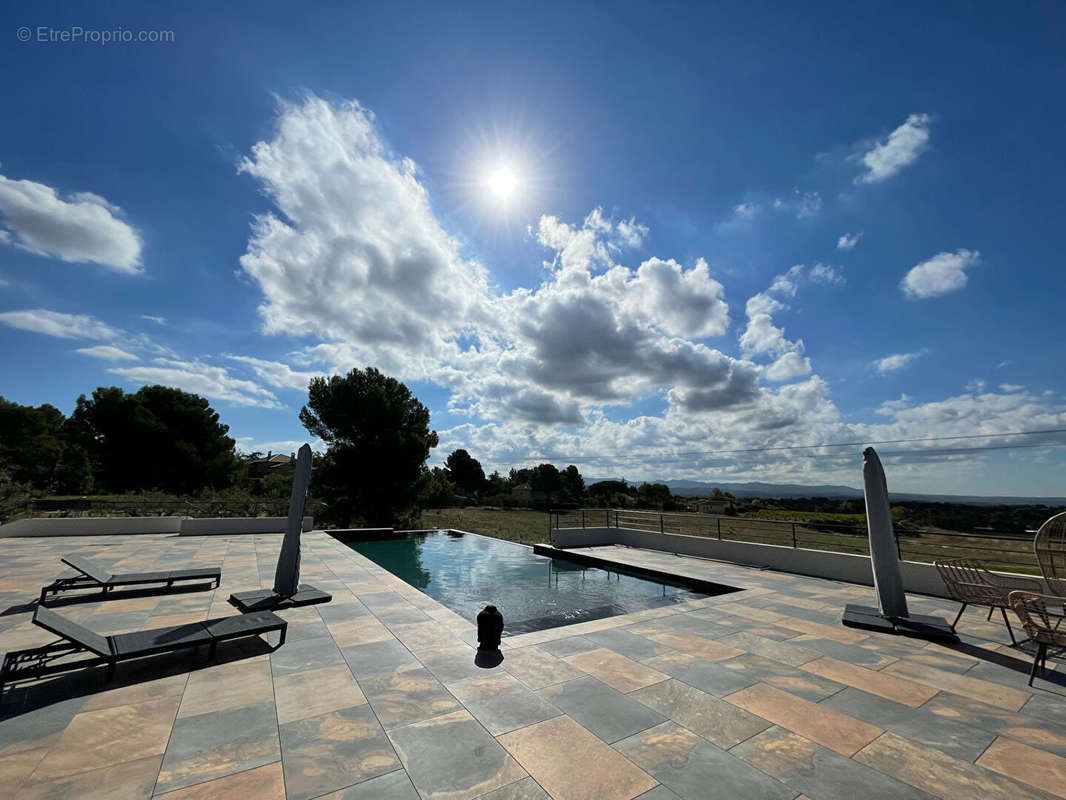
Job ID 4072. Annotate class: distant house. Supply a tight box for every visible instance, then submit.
[689,498,732,515]
[248,451,296,479]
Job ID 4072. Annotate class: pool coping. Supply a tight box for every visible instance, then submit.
[532,543,742,598]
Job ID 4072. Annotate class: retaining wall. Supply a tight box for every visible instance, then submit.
[550,526,1043,599]
[0,516,313,538]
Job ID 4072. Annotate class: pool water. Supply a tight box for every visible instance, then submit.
[346,529,716,634]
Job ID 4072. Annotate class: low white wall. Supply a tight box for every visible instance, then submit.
[178,516,313,536]
[0,516,182,537]
[550,526,1042,600]
[0,515,313,538]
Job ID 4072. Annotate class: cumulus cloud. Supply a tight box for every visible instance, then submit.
[0,309,122,340]
[109,359,281,408]
[228,95,1065,490]
[858,113,932,183]
[999,384,1024,393]
[225,355,320,391]
[239,95,750,424]
[740,314,800,358]
[238,96,491,370]
[764,352,812,382]
[837,232,862,250]
[0,175,142,272]
[738,266,810,358]
[901,249,979,299]
[874,351,926,373]
[76,345,138,361]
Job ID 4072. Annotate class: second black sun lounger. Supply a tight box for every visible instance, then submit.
[39,554,221,604]
[0,606,286,691]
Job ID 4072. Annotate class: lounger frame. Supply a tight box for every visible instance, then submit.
[39,555,221,605]
[0,607,285,691]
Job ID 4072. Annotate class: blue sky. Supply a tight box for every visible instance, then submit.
[2,1,1065,495]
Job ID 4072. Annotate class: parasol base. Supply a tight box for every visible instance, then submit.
[842,604,957,641]
[229,584,332,612]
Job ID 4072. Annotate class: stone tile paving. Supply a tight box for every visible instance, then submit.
[0,532,1065,798]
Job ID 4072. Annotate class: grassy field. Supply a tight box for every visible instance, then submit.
[414,508,551,545]
[415,506,1041,574]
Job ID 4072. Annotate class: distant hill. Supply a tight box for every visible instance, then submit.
[588,478,1066,507]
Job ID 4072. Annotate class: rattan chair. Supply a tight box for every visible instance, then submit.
[935,558,1044,644]
[1035,511,1066,600]
[1008,591,1066,686]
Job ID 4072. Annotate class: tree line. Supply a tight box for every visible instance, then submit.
[1,367,697,527]
[7,368,1051,532]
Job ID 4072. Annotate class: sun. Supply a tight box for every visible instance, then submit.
[483,165,521,203]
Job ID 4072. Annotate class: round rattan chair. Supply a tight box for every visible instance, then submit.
[1008,591,1066,686]
[1034,511,1066,599]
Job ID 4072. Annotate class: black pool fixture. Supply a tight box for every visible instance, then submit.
[474,604,504,668]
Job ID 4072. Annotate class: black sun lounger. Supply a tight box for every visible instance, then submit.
[0,606,286,691]
[39,555,221,604]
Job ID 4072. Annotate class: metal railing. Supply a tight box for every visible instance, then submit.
[548,508,1041,574]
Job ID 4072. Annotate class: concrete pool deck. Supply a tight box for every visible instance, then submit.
[0,530,1064,799]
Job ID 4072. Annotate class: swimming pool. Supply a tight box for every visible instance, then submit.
[344,529,736,634]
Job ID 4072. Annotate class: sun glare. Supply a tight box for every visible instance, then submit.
[484,165,520,202]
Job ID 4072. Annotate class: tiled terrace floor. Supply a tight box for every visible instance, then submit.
[1,531,1065,799]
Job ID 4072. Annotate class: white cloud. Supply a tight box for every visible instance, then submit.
[237,96,491,370]
[738,265,813,359]
[837,232,862,250]
[809,263,845,285]
[901,249,979,299]
[858,113,932,183]
[141,315,166,325]
[235,438,319,456]
[773,190,822,220]
[745,293,783,318]
[0,175,142,272]
[768,264,804,297]
[624,257,729,339]
[966,379,988,394]
[225,355,320,391]
[239,96,751,425]
[764,352,812,382]
[716,202,759,230]
[109,359,281,408]
[227,96,1066,492]
[76,345,138,361]
[615,217,648,248]
[874,351,925,373]
[740,314,801,358]
[999,384,1024,393]
[0,309,122,340]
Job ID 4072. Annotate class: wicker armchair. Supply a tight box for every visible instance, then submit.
[1007,591,1066,686]
[1035,511,1066,600]
[935,558,1044,644]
